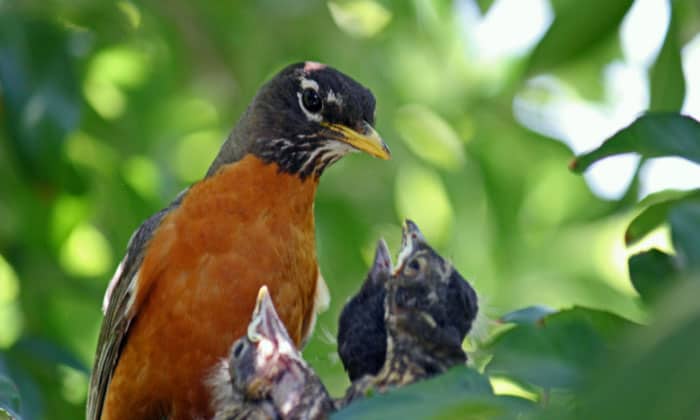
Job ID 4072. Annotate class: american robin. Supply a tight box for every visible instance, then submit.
[340,220,478,404]
[87,61,390,420]
[337,239,392,381]
[209,286,334,420]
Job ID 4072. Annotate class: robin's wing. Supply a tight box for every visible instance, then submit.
[86,192,185,420]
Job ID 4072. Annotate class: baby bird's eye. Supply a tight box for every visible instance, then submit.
[404,256,425,276]
[232,340,247,359]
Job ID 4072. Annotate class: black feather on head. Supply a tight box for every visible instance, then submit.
[337,239,392,381]
[207,62,388,180]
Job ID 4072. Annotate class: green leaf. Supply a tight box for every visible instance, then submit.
[649,8,685,112]
[625,189,700,246]
[570,113,700,173]
[0,408,19,420]
[486,307,637,390]
[0,14,84,192]
[577,281,700,420]
[527,0,634,73]
[669,201,700,269]
[13,337,89,374]
[500,305,555,325]
[333,366,534,420]
[628,249,679,303]
[393,105,465,171]
[475,0,496,14]
[0,375,20,416]
[327,1,392,39]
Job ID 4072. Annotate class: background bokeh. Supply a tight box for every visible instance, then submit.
[1,0,699,418]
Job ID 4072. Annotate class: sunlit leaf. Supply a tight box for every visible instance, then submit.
[649,8,685,112]
[117,1,141,29]
[83,45,150,119]
[527,0,633,73]
[58,365,88,405]
[159,97,219,136]
[173,130,222,182]
[328,0,392,38]
[570,113,700,173]
[59,223,113,277]
[394,104,465,171]
[395,163,453,245]
[0,256,19,305]
[0,255,22,347]
[0,407,19,420]
[122,156,162,199]
[669,201,700,269]
[625,189,700,246]
[64,131,118,174]
[0,303,22,349]
[628,248,679,303]
[489,376,539,402]
[50,195,89,247]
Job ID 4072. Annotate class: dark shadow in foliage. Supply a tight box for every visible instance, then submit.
[628,249,679,304]
[0,13,85,194]
[572,281,700,420]
[526,0,634,74]
[625,189,700,246]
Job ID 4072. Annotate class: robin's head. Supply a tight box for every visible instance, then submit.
[209,61,390,179]
[388,220,478,349]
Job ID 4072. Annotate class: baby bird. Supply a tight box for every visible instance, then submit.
[340,220,479,404]
[209,286,334,420]
[337,239,393,381]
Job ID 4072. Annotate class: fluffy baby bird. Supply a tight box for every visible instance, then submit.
[337,239,393,381]
[210,286,334,420]
[340,220,479,404]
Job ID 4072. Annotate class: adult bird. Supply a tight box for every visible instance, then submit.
[87,61,390,420]
[209,286,334,420]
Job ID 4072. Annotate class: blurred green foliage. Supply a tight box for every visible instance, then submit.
[0,0,699,419]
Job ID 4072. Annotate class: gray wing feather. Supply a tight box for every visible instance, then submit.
[86,191,186,420]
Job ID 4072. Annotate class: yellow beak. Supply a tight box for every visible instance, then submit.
[321,121,391,160]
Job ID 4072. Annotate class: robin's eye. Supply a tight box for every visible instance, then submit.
[302,88,323,113]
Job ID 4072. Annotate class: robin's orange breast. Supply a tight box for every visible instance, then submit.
[101,155,320,420]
